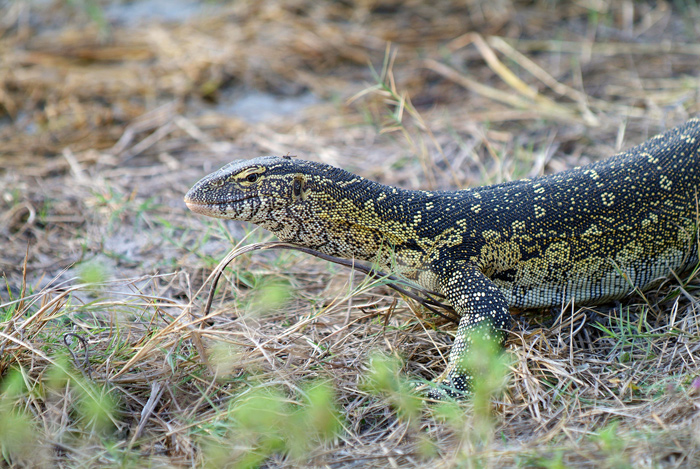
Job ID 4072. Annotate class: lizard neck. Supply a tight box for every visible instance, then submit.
[264,168,439,267]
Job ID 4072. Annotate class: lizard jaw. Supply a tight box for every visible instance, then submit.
[184,200,212,215]
[184,200,232,219]
[184,194,263,220]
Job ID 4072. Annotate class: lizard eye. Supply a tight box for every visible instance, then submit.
[293,179,301,196]
[246,173,259,183]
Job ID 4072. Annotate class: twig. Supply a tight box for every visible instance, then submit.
[128,381,165,448]
[63,332,92,379]
[202,241,459,324]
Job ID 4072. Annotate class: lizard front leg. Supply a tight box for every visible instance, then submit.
[428,262,511,400]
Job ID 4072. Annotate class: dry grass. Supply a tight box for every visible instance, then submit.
[2,0,700,467]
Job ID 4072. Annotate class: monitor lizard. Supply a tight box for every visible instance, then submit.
[185,118,700,399]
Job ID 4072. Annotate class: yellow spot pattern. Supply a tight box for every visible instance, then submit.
[185,118,700,399]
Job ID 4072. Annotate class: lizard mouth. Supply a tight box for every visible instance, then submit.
[184,194,259,218]
[185,200,243,218]
[184,200,215,215]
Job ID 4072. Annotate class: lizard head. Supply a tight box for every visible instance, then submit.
[184,156,315,225]
[185,155,378,246]
[185,155,421,262]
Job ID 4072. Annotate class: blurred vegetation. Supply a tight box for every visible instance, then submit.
[1,0,700,467]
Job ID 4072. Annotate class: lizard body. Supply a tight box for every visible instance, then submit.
[185,118,700,398]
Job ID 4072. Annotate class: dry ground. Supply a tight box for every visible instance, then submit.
[2,0,700,467]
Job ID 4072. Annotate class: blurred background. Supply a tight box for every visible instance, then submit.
[1,1,700,466]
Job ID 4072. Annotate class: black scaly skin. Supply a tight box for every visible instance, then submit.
[185,118,700,399]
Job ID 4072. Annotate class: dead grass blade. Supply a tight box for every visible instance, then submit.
[447,33,594,125]
[201,241,458,323]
